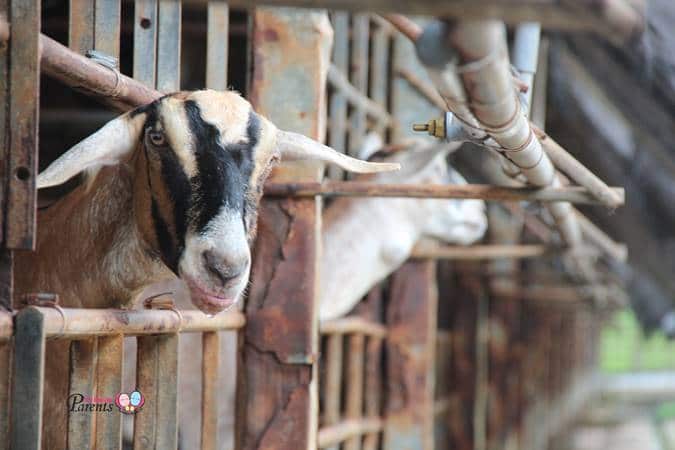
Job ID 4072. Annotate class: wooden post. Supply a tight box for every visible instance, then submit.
[10,307,46,450]
[237,9,331,450]
[383,260,438,450]
[5,0,40,250]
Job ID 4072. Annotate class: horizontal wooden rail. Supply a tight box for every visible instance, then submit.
[13,306,244,339]
[320,316,387,338]
[264,182,625,205]
[318,418,384,448]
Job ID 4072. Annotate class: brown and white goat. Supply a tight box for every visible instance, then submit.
[15,90,397,448]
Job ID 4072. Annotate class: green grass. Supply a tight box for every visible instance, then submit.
[600,309,675,372]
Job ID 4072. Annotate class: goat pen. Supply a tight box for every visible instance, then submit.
[0,1,634,449]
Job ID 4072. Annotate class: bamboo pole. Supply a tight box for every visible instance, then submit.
[264,181,624,205]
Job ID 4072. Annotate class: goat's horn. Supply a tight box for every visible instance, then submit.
[275,130,400,173]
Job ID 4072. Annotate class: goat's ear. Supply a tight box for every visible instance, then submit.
[275,130,400,174]
[37,111,146,189]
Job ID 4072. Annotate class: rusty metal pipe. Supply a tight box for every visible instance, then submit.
[21,307,245,338]
[264,181,623,205]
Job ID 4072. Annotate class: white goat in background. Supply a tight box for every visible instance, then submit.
[319,137,487,320]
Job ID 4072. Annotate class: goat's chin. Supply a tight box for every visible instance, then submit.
[182,277,240,315]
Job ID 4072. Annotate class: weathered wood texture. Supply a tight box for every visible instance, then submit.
[95,334,124,450]
[384,260,438,450]
[4,0,39,249]
[10,307,45,450]
[237,9,331,450]
[133,334,179,450]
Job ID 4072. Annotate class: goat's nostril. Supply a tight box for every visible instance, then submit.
[202,251,247,287]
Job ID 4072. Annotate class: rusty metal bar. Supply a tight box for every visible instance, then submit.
[318,418,384,449]
[237,9,329,450]
[156,0,181,92]
[384,261,437,450]
[206,0,229,90]
[24,307,245,338]
[411,243,573,260]
[264,181,624,205]
[348,14,369,155]
[327,64,394,128]
[10,307,45,450]
[94,334,124,450]
[67,339,97,450]
[320,317,387,338]
[534,126,623,209]
[322,333,342,450]
[344,333,365,450]
[134,334,179,449]
[201,331,219,450]
[5,0,39,250]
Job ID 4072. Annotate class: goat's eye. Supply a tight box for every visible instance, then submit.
[148,130,166,147]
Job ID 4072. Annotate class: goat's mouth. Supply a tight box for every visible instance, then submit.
[183,277,239,315]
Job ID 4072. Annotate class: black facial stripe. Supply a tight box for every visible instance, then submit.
[157,149,191,255]
[183,101,260,233]
[141,99,190,268]
[151,197,178,272]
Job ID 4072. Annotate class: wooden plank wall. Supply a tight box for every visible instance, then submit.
[237,8,331,450]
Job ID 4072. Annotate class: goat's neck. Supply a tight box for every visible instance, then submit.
[15,164,173,309]
[320,197,423,320]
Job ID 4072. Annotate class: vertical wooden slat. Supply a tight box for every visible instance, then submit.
[0,339,10,450]
[369,18,389,136]
[156,0,181,92]
[238,9,330,450]
[323,333,343,450]
[384,260,438,450]
[206,0,229,90]
[344,333,365,450]
[362,336,382,450]
[201,331,219,450]
[0,0,8,244]
[134,0,158,87]
[6,0,39,249]
[67,339,98,450]
[134,334,179,450]
[95,334,124,450]
[348,14,369,155]
[327,11,349,180]
[10,307,45,450]
[94,0,122,59]
[69,0,95,53]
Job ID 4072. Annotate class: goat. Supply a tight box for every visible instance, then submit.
[14,90,397,448]
[319,139,487,321]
